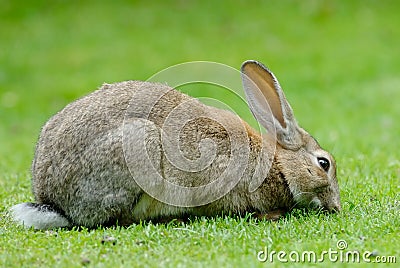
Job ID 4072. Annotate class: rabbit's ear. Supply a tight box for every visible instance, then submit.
[241,60,303,149]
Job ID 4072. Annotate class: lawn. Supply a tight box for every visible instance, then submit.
[0,0,399,267]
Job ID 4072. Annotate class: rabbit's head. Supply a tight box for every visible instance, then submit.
[241,61,341,212]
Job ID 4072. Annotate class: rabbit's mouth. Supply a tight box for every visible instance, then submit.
[290,190,327,211]
[309,195,341,213]
[292,194,338,213]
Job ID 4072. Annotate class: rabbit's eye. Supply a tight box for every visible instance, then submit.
[317,157,330,172]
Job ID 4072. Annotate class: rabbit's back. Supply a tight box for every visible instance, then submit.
[31,81,249,226]
[31,81,182,225]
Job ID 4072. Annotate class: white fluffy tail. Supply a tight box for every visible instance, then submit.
[10,203,70,230]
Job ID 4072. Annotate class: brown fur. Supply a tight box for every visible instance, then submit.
[10,61,340,229]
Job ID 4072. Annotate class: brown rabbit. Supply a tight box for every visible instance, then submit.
[10,60,340,229]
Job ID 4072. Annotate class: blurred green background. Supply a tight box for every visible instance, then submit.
[0,0,399,266]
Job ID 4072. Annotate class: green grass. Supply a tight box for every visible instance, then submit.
[1,0,399,267]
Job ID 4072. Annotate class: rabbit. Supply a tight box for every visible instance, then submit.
[10,60,341,230]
